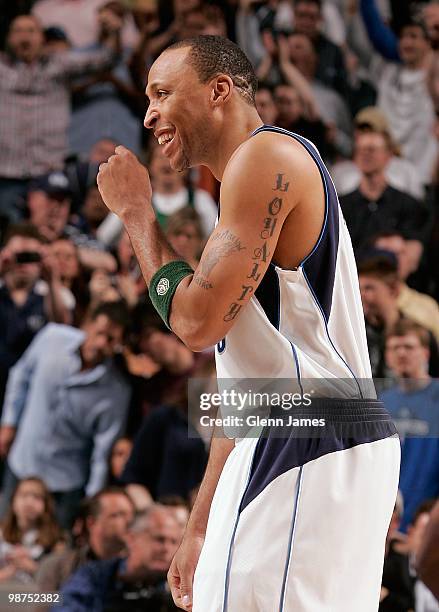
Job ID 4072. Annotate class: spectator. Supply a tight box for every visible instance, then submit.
[381,320,439,531]
[332,106,425,201]
[69,2,144,157]
[113,231,145,308]
[122,387,208,501]
[43,26,70,55]
[283,31,353,157]
[64,138,116,218]
[358,255,439,378]
[149,144,217,238]
[124,307,208,427]
[406,501,439,612]
[380,494,415,611]
[87,269,123,312]
[0,478,63,584]
[32,0,139,50]
[108,438,133,486]
[36,487,135,593]
[0,223,70,408]
[58,505,182,612]
[292,0,348,96]
[358,2,437,183]
[50,237,89,324]
[371,232,439,343]
[165,207,204,269]
[0,13,121,223]
[0,301,131,529]
[255,84,278,126]
[68,185,111,250]
[340,130,431,251]
[423,1,439,50]
[273,82,330,158]
[26,172,73,243]
[66,182,118,274]
[158,496,190,530]
[417,500,439,600]
[124,484,153,515]
[144,1,205,62]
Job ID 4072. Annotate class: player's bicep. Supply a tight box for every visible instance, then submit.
[177,167,293,346]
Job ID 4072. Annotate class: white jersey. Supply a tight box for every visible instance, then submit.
[193,126,400,612]
[215,126,372,388]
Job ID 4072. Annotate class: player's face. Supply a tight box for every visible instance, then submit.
[144,48,213,172]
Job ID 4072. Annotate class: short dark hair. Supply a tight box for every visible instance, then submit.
[398,19,429,40]
[386,319,430,348]
[86,486,134,521]
[3,223,45,247]
[166,206,203,241]
[357,256,399,287]
[166,35,258,105]
[90,300,130,329]
[256,81,275,96]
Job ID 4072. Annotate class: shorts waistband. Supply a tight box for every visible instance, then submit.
[269,398,392,423]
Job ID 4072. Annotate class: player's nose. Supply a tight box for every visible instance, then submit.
[144,106,159,130]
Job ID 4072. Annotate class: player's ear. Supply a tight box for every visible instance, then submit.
[211,75,233,107]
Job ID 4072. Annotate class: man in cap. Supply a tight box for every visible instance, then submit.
[27,171,73,243]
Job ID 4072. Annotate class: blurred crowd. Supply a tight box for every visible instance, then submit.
[0,0,438,610]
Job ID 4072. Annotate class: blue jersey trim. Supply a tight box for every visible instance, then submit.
[251,125,361,388]
[239,404,395,513]
[302,267,362,396]
[289,342,303,395]
[279,465,303,612]
[222,442,259,612]
[254,263,280,330]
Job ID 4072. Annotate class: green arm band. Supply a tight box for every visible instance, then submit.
[149,260,194,328]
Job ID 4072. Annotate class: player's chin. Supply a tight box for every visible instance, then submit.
[170,152,190,173]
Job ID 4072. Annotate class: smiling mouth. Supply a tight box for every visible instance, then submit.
[156,125,178,153]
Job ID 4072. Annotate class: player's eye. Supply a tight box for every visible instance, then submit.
[157,90,168,98]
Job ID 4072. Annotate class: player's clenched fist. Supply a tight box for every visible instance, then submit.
[97,145,153,220]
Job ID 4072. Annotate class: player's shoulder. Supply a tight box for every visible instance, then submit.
[222,127,318,190]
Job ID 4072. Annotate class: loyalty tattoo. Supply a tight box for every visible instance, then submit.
[223,173,289,323]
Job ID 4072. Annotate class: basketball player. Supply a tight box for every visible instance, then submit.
[97,36,400,612]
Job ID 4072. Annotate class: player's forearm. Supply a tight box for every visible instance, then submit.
[185,436,235,537]
[123,213,213,347]
[124,213,181,283]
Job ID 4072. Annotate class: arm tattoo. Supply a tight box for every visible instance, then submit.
[194,274,213,290]
[274,173,290,192]
[222,171,290,323]
[201,231,246,277]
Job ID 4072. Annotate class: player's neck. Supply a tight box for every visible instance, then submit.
[207,109,263,181]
